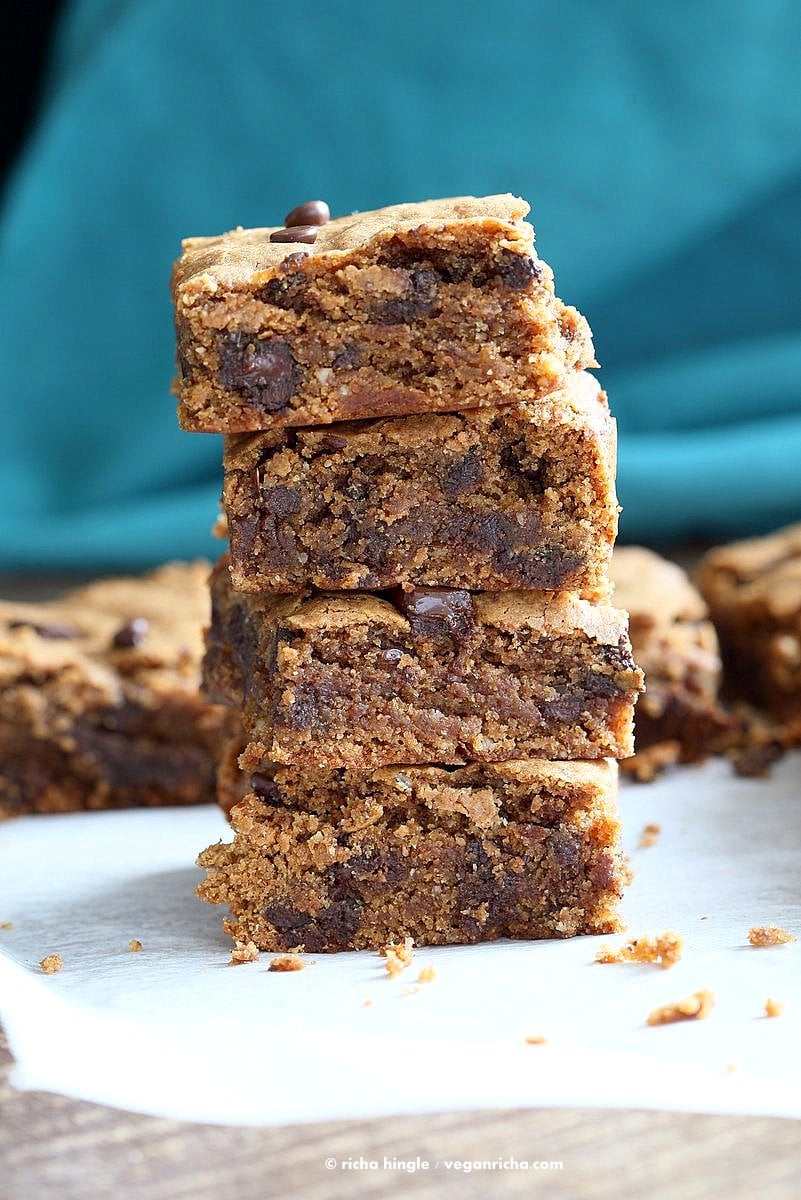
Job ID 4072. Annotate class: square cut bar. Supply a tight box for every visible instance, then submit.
[223,371,617,595]
[203,558,643,768]
[0,563,235,817]
[197,757,624,952]
[696,522,801,717]
[173,195,596,433]
[611,546,730,765]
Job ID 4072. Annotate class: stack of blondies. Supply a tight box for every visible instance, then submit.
[172,195,643,952]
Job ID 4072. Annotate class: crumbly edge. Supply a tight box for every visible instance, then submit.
[196,760,624,951]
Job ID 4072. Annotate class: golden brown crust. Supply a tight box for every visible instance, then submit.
[175,195,533,293]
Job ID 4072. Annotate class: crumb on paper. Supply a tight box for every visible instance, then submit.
[402,985,421,996]
[525,1034,548,1045]
[269,954,306,972]
[725,1062,738,1074]
[363,999,373,1008]
[128,939,143,952]
[229,940,260,965]
[765,998,785,1018]
[638,822,662,849]
[380,936,414,977]
[748,925,796,947]
[0,922,12,930]
[39,954,63,974]
[596,931,683,970]
[646,989,715,1026]
[621,741,680,783]
[417,966,437,984]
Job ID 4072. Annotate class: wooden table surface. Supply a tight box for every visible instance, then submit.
[2,1029,799,1200]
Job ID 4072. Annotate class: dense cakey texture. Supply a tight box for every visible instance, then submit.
[173,195,595,432]
[203,557,643,768]
[696,522,801,717]
[222,371,617,595]
[197,757,624,951]
[0,563,236,817]
[610,547,731,766]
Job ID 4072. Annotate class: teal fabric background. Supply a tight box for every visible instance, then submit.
[1,0,800,568]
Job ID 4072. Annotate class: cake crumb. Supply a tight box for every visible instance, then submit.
[269,954,305,972]
[638,822,662,849]
[525,1034,548,1045]
[725,1062,738,1073]
[229,940,260,965]
[646,989,715,1026]
[0,922,12,930]
[622,741,681,783]
[128,939,143,952]
[748,925,796,947]
[765,998,785,1018]
[596,930,683,969]
[363,999,374,1007]
[402,985,421,996]
[381,936,414,977]
[417,966,437,984]
[39,954,63,974]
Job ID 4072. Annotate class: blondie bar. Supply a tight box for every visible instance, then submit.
[0,563,235,816]
[173,195,595,432]
[197,757,624,951]
[611,547,730,767]
[222,371,617,595]
[696,522,801,716]
[203,558,643,767]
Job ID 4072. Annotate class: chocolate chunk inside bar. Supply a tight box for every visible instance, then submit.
[222,371,617,595]
[197,758,624,951]
[0,563,235,816]
[173,195,596,432]
[611,546,731,764]
[203,557,643,767]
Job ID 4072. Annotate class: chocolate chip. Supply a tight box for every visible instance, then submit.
[441,449,483,496]
[501,441,549,491]
[9,619,79,639]
[284,200,330,227]
[217,333,298,411]
[250,772,280,802]
[260,485,301,521]
[372,268,439,324]
[312,432,348,453]
[258,272,308,311]
[394,587,474,643]
[496,252,542,289]
[270,225,319,244]
[332,342,362,370]
[111,617,149,649]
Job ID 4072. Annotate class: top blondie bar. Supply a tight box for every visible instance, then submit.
[173,195,596,432]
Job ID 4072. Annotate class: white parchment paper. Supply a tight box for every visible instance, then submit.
[0,756,799,1126]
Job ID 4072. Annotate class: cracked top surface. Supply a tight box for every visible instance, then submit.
[174,195,533,296]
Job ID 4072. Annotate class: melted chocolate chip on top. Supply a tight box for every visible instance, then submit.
[270,225,319,245]
[112,617,150,649]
